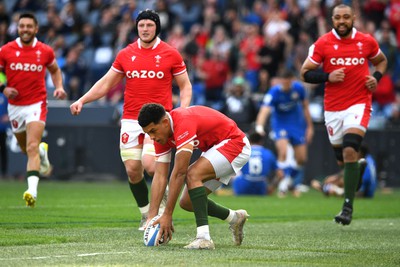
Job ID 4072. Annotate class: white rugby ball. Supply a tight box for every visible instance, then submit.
[143,215,163,246]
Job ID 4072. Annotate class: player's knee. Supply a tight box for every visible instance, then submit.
[185,169,200,186]
[26,142,39,156]
[342,133,362,160]
[126,163,143,183]
[343,133,363,152]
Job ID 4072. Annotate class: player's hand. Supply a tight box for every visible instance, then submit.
[54,88,67,100]
[365,75,378,92]
[154,214,174,246]
[328,67,346,83]
[70,100,83,115]
[3,87,18,100]
[255,124,266,136]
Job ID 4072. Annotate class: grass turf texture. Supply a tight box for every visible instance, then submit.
[0,180,399,267]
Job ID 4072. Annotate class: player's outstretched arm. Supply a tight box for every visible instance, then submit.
[70,69,124,115]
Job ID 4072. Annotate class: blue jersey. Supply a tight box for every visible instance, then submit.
[359,155,377,198]
[262,81,307,145]
[233,145,277,195]
[0,94,8,132]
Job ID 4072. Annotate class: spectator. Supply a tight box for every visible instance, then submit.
[166,23,186,52]
[239,22,263,92]
[61,46,88,100]
[202,48,230,110]
[221,76,257,133]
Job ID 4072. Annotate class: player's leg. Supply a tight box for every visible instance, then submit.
[142,137,155,177]
[292,143,307,197]
[275,138,292,196]
[179,157,216,249]
[181,137,250,248]
[120,120,149,230]
[332,104,368,225]
[23,121,45,208]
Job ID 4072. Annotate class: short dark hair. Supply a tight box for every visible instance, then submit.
[138,103,166,128]
[248,131,263,144]
[279,69,295,79]
[19,12,38,26]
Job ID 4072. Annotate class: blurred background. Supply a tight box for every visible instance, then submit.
[1,0,400,188]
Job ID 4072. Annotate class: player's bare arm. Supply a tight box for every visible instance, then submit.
[70,69,124,115]
[47,61,67,100]
[365,52,388,92]
[174,72,192,108]
[157,144,193,242]
[302,99,314,144]
[147,159,170,220]
[255,105,271,135]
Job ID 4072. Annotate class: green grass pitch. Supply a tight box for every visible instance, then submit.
[0,180,399,266]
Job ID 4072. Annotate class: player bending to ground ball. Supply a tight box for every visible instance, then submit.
[138,103,251,250]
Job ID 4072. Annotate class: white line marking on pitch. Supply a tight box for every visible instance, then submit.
[0,251,131,261]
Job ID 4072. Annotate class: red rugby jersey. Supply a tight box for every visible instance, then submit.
[0,38,55,105]
[308,29,381,111]
[112,38,187,120]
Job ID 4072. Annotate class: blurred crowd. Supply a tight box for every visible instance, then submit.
[1,0,400,130]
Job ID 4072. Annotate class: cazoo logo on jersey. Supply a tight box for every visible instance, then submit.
[330,57,365,66]
[126,70,165,79]
[10,62,44,72]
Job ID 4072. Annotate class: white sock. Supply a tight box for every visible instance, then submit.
[39,144,45,158]
[139,204,149,216]
[196,225,211,240]
[27,176,39,197]
[225,209,236,224]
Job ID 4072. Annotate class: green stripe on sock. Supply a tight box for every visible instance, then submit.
[26,171,39,178]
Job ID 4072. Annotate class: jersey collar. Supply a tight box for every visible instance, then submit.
[166,111,174,134]
[332,27,357,40]
[16,37,38,48]
[138,37,161,50]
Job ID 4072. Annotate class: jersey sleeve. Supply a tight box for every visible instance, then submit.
[170,49,187,76]
[174,123,197,149]
[111,49,125,74]
[307,38,325,65]
[154,141,172,156]
[44,44,56,66]
[367,35,381,59]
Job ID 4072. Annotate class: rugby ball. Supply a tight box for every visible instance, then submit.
[143,214,163,246]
